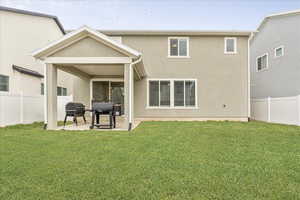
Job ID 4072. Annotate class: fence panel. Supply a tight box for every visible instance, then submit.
[251,95,300,126]
[0,93,72,127]
[251,98,269,122]
[23,95,44,124]
[0,93,21,126]
[270,97,298,125]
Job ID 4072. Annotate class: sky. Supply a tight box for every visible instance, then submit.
[0,0,300,31]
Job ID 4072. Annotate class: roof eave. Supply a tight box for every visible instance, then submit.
[0,6,65,34]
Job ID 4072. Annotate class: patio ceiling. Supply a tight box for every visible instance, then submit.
[57,64,124,78]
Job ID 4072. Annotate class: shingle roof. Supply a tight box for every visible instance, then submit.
[12,65,44,78]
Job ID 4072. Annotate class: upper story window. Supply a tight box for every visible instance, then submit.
[0,74,9,92]
[224,37,237,54]
[274,46,284,58]
[168,37,189,57]
[257,53,268,71]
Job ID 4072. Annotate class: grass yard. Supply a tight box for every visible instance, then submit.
[1,121,300,200]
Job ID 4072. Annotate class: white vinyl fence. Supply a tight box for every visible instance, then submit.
[251,95,300,126]
[0,93,72,127]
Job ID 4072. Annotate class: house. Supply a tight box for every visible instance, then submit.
[0,6,73,96]
[33,25,251,130]
[250,10,300,98]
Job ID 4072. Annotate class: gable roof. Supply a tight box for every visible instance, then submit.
[0,6,65,34]
[32,26,141,59]
[257,9,300,32]
[250,9,300,42]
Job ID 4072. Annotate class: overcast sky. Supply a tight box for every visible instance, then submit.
[1,0,300,30]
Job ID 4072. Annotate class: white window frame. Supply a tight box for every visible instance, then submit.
[0,74,9,93]
[146,78,198,109]
[89,78,124,107]
[168,37,190,58]
[256,53,269,72]
[274,45,284,58]
[224,37,237,54]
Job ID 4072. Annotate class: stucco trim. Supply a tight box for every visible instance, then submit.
[44,57,132,64]
[98,30,253,36]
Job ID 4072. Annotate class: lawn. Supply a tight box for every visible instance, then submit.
[1,121,300,200]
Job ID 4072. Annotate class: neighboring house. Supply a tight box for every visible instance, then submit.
[33,26,251,130]
[250,10,300,98]
[0,6,73,96]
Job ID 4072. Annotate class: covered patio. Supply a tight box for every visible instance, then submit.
[32,26,146,130]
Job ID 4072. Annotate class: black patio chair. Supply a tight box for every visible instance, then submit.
[64,102,86,126]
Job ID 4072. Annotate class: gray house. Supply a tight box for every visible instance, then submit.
[250,10,300,98]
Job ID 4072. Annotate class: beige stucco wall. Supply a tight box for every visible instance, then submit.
[117,35,249,119]
[50,37,127,57]
[0,11,74,96]
[51,31,248,119]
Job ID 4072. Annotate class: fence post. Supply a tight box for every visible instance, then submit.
[297,95,300,126]
[20,92,24,124]
[0,94,2,127]
[267,96,271,122]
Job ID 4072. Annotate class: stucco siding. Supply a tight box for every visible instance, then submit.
[118,35,249,118]
[50,37,127,57]
[250,14,300,98]
[0,10,74,95]
[73,76,90,108]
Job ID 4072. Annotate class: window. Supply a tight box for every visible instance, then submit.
[149,80,171,107]
[274,46,284,58]
[174,80,196,107]
[41,83,44,95]
[224,37,237,54]
[257,53,268,71]
[148,79,197,108]
[0,74,9,92]
[57,86,67,96]
[168,37,189,57]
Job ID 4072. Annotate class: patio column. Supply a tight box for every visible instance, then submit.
[46,63,58,130]
[124,63,134,130]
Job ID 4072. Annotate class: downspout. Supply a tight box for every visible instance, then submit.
[248,32,254,121]
[128,55,142,131]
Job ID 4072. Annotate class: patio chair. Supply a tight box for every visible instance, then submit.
[64,102,86,126]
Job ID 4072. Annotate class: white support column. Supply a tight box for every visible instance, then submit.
[43,64,47,127]
[46,63,58,130]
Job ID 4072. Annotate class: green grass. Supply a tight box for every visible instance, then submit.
[1,121,300,200]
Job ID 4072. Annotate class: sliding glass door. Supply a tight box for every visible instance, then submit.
[92,81,124,114]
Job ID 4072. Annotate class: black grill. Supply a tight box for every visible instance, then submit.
[90,101,122,129]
